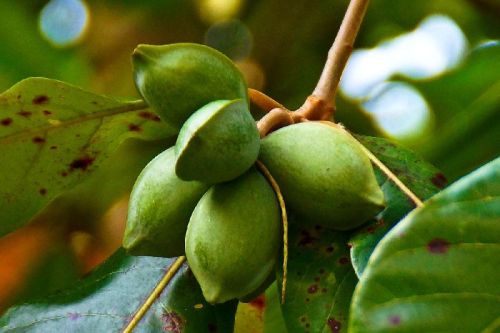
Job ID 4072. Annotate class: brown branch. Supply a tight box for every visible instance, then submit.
[254,0,371,137]
[312,0,370,107]
[292,95,335,122]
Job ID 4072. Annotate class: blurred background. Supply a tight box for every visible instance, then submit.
[0,0,498,313]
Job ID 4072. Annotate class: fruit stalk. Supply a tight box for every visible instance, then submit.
[248,88,285,112]
[122,256,186,333]
[256,160,289,303]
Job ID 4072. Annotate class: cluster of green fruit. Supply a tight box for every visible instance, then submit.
[123,43,385,304]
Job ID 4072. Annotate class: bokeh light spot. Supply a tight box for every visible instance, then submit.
[235,59,265,90]
[341,15,467,99]
[197,0,243,24]
[39,0,89,47]
[339,49,393,99]
[383,15,467,79]
[340,15,465,142]
[362,82,432,141]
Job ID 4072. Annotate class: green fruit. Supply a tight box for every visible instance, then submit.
[175,99,260,183]
[123,147,209,257]
[185,168,281,304]
[133,43,248,130]
[259,122,384,230]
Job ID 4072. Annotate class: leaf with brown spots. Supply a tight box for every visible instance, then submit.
[277,218,357,333]
[349,135,444,277]
[350,157,500,332]
[0,78,176,236]
[0,250,237,332]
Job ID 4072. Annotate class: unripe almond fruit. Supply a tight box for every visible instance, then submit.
[259,122,384,230]
[185,167,280,304]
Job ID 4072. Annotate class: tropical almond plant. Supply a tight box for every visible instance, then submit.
[0,0,498,332]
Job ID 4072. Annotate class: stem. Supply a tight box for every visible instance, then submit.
[255,0,371,135]
[248,88,286,112]
[122,256,186,333]
[312,0,370,106]
[257,108,294,138]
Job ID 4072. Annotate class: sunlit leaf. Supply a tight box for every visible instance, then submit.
[349,157,500,332]
[0,77,176,236]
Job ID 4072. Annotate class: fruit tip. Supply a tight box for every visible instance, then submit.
[132,44,157,65]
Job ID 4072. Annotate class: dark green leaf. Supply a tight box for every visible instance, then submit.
[0,78,176,236]
[147,263,237,333]
[279,219,357,333]
[350,135,443,277]
[349,157,500,332]
[0,250,236,332]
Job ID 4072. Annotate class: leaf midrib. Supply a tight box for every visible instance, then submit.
[0,100,148,144]
[2,312,126,332]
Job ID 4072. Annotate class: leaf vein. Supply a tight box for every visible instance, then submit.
[2,312,126,331]
[0,100,148,144]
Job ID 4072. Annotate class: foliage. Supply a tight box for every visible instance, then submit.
[0,1,499,332]
[1,250,237,332]
[350,158,500,332]
[0,78,174,236]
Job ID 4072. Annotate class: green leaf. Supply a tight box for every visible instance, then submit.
[263,283,288,333]
[0,250,237,332]
[278,219,357,333]
[349,135,444,277]
[415,42,500,179]
[0,77,176,236]
[349,157,500,332]
[152,263,237,333]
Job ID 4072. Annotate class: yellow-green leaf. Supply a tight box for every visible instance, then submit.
[0,77,176,236]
